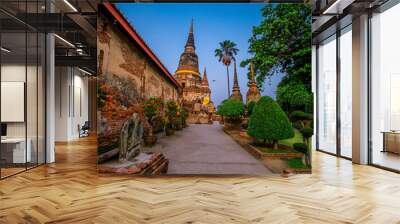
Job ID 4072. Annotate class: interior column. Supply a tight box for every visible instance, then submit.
[45,0,55,163]
[352,14,369,164]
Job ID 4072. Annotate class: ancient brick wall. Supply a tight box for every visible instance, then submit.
[97,11,178,160]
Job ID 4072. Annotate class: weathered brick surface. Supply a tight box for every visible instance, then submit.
[97,12,179,159]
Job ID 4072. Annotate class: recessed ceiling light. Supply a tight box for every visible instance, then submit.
[323,0,342,14]
[54,34,75,48]
[322,0,355,15]
[1,47,11,53]
[63,0,78,12]
[78,67,93,76]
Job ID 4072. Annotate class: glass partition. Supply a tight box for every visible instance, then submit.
[0,31,28,177]
[38,32,46,165]
[27,31,38,169]
[339,26,352,158]
[317,35,337,154]
[370,3,400,171]
[0,1,46,179]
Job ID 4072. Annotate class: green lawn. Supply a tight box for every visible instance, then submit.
[283,158,310,169]
[279,129,303,148]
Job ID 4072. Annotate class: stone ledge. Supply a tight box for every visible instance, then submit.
[224,129,303,159]
[284,168,311,174]
[98,152,169,175]
[224,128,310,174]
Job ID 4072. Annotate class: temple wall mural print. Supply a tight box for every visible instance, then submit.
[97,3,312,175]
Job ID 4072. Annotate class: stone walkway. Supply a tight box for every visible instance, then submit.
[146,123,271,175]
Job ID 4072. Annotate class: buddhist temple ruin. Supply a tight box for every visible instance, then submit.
[174,20,215,124]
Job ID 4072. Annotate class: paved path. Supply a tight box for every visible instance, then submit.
[147,123,271,175]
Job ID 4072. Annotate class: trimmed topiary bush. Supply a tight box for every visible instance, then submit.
[300,127,313,140]
[246,101,256,116]
[292,121,304,130]
[217,99,245,118]
[290,110,313,121]
[276,81,312,113]
[300,127,313,148]
[293,142,310,168]
[296,127,313,168]
[299,127,313,167]
[216,99,228,115]
[290,110,313,129]
[217,99,245,130]
[293,143,308,154]
[247,96,294,149]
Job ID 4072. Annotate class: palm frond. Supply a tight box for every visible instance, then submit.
[215,40,239,65]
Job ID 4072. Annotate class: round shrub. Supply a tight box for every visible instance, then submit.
[247,96,294,149]
[300,127,313,139]
[276,81,312,113]
[292,121,304,130]
[216,99,228,115]
[293,142,308,154]
[217,99,244,117]
[290,110,313,122]
[246,101,256,116]
[293,142,311,167]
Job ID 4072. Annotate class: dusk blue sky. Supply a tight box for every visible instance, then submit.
[117,3,283,106]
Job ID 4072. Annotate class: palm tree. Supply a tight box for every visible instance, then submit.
[214,40,239,98]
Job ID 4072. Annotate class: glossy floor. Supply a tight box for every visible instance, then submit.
[0,136,399,223]
[372,150,400,171]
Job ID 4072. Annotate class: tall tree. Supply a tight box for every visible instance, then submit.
[241,4,311,91]
[214,40,239,98]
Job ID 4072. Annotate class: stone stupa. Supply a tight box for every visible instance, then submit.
[230,61,243,102]
[246,62,261,104]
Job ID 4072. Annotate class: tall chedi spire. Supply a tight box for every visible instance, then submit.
[201,67,209,87]
[175,19,199,75]
[173,19,215,124]
[246,61,261,104]
[185,19,195,51]
[201,67,211,93]
[230,61,243,102]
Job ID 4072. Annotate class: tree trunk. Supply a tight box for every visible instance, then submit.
[273,140,278,150]
[307,155,311,167]
[305,138,311,167]
[226,65,230,98]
